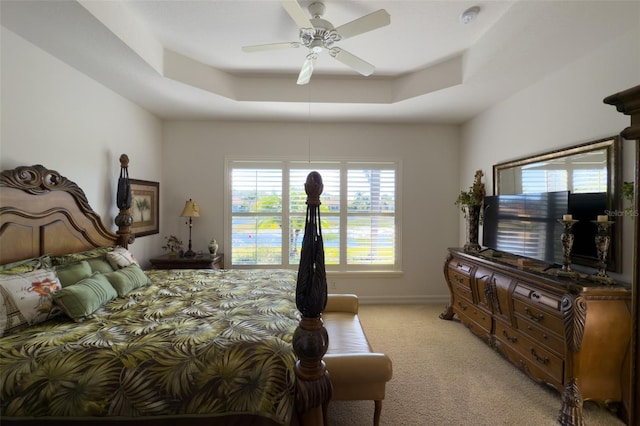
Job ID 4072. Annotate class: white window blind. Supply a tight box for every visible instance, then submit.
[231,168,282,265]
[228,161,398,271]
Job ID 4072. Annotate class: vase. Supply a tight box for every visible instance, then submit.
[208,239,219,256]
[464,205,481,252]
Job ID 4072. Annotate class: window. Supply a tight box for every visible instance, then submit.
[228,160,398,271]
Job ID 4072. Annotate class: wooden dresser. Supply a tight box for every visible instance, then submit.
[441,248,631,425]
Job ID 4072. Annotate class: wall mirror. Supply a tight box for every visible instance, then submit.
[493,136,622,272]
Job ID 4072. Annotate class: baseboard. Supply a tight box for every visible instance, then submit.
[357,295,450,305]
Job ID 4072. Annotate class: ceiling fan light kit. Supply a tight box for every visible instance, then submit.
[242,0,390,85]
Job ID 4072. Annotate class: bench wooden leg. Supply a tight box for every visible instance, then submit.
[373,400,382,426]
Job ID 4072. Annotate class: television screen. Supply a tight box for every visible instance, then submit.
[482,191,569,264]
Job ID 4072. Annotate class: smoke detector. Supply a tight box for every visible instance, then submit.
[460,6,480,24]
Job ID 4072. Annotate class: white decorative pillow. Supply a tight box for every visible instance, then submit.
[0,268,62,336]
[106,247,139,270]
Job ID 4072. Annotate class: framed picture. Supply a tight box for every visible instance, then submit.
[130,179,159,237]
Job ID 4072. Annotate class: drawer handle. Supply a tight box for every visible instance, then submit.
[454,276,464,285]
[502,330,518,343]
[524,307,544,322]
[530,348,549,364]
[457,301,468,311]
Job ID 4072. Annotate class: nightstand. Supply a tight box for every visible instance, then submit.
[149,253,224,270]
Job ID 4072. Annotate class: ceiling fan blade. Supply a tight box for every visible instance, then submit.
[280,0,313,29]
[242,42,301,53]
[334,9,390,40]
[331,48,375,76]
[297,53,317,85]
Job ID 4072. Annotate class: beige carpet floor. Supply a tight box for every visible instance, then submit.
[327,304,625,426]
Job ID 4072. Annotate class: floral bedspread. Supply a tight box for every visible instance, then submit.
[0,269,300,425]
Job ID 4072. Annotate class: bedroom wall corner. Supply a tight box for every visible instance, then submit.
[0,27,163,264]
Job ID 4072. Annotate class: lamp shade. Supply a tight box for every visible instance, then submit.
[180,199,200,218]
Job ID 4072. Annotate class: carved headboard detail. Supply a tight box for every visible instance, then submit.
[0,164,120,264]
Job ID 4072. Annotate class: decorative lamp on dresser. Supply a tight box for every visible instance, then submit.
[440,247,631,426]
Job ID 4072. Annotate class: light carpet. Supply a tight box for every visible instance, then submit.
[327,304,625,426]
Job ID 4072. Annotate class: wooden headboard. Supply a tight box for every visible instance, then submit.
[0,164,126,265]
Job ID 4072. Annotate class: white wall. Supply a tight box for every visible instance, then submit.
[162,121,460,302]
[0,28,163,263]
[460,28,640,283]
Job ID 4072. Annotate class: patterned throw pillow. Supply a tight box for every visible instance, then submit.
[106,247,139,270]
[51,247,114,266]
[0,268,62,336]
[0,255,53,275]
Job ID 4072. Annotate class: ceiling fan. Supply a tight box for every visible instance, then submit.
[242,1,390,85]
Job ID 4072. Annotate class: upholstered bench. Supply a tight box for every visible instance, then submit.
[322,294,393,426]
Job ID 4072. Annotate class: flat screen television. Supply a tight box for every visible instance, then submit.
[482,191,609,269]
[482,191,568,265]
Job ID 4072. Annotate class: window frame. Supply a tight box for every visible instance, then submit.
[225,157,402,274]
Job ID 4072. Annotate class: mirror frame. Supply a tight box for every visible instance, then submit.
[493,135,622,272]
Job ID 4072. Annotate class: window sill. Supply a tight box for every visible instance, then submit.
[326,270,403,279]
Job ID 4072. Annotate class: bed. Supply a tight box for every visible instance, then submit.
[0,159,331,425]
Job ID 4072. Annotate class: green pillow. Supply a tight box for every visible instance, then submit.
[87,258,115,274]
[55,260,92,287]
[52,273,117,322]
[104,264,150,297]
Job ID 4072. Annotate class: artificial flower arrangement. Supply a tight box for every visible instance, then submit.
[454,169,486,218]
[162,235,183,253]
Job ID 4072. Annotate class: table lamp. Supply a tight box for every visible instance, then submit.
[180,198,200,257]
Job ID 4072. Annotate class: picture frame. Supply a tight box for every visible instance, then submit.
[130,179,159,237]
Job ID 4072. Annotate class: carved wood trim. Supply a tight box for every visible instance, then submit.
[558,379,585,426]
[0,164,120,262]
[292,172,332,426]
[1,164,93,212]
[440,252,456,320]
[114,154,134,248]
[604,85,640,140]
[561,294,587,353]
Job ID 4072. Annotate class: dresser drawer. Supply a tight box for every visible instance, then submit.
[517,317,564,355]
[495,321,564,385]
[495,334,563,391]
[455,301,491,334]
[467,305,492,333]
[513,282,561,311]
[448,267,472,289]
[452,280,473,302]
[513,299,564,336]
